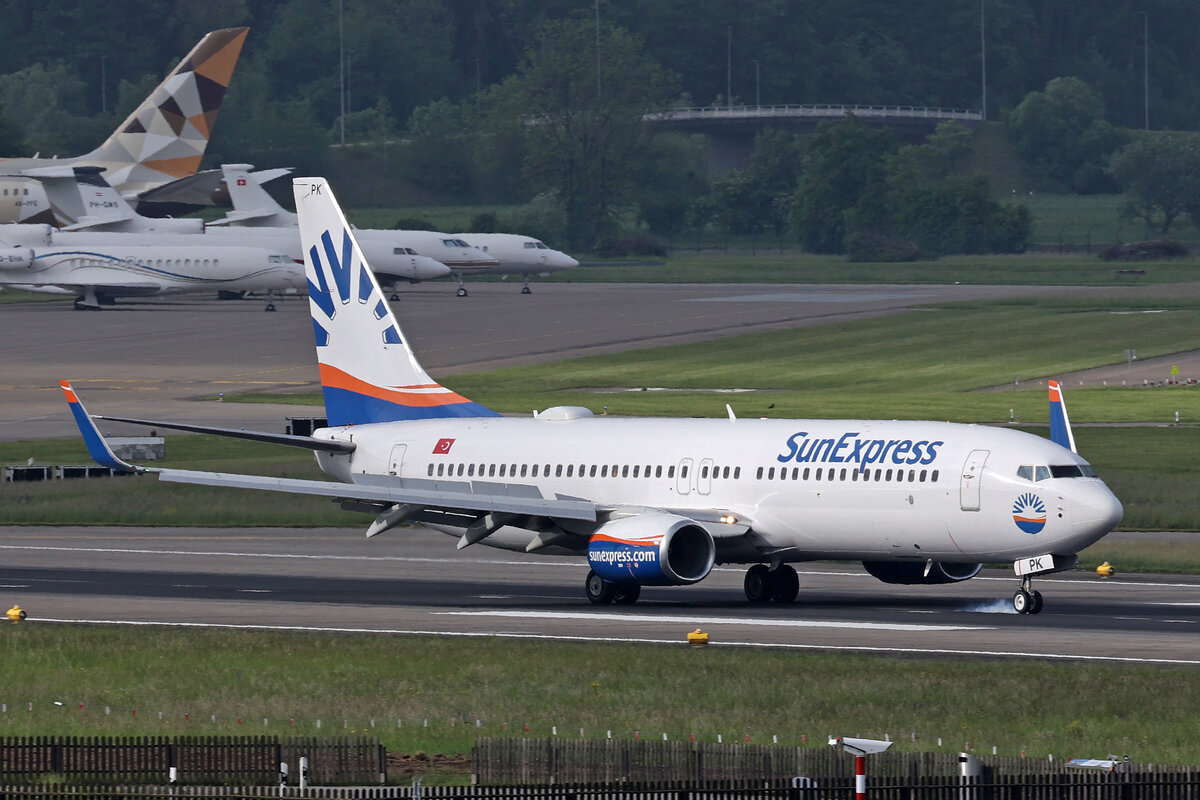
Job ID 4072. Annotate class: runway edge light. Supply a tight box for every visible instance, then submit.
[687,628,709,646]
[7,605,27,622]
[1096,561,1115,578]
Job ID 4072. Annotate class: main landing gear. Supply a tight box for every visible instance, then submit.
[1012,575,1044,615]
[585,570,641,605]
[744,564,799,604]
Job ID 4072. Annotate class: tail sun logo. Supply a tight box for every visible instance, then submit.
[307,227,402,347]
[1012,492,1047,534]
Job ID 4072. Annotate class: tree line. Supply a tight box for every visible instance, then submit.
[2,1,1200,252]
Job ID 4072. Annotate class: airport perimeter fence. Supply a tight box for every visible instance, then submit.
[2,774,1200,800]
[472,737,1193,784]
[0,735,385,785]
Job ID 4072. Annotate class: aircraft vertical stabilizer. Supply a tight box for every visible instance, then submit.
[293,177,499,425]
[1048,380,1077,453]
[80,27,249,196]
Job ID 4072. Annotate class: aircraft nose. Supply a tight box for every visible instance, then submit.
[1073,481,1123,536]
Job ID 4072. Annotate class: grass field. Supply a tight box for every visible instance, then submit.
[6,295,1200,536]
[1,624,1197,766]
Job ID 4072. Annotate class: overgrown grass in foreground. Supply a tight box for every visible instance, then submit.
[0,625,1195,764]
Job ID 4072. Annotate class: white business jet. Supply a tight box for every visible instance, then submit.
[209,164,496,294]
[0,238,301,309]
[61,177,1122,614]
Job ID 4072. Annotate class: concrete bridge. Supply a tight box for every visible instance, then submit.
[645,104,984,176]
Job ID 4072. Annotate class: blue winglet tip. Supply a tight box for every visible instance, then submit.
[59,380,137,473]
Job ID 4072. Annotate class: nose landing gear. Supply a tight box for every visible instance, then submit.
[1013,576,1044,615]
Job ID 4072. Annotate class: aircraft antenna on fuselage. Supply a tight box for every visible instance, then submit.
[292,178,498,426]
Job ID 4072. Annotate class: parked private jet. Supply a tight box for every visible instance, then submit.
[0,237,301,309]
[0,166,450,287]
[0,26,249,223]
[214,164,571,295]
[61,177,1123,613]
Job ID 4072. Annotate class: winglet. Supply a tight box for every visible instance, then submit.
[1047,380,1077,453]
[59,381,139,473]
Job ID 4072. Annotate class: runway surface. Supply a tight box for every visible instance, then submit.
[1,281,1120,441]
[1,526,1195,665]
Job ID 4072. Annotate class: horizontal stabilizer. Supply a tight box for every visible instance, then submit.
[94,414,356,454]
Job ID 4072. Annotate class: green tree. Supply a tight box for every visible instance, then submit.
[1008,77,1127,193]
[790,115,895,254]
[708,128,803,236]
[1108,132,1200,236]
[0,101,26,156]
[399,98,474,196]
[480,19,676,250]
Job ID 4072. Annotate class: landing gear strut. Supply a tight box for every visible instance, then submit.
[744,564,799,604]
[585,570,640,605]
[453,272,468,297]
[1012,576,1044,615]
[264,290,277,312]
[521,273,532,294]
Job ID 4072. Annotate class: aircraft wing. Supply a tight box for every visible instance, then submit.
[63,381,597,537]
[159,469,598,524]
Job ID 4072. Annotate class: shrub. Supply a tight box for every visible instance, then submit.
[1097,240,1189,261]
[845,232,923,262]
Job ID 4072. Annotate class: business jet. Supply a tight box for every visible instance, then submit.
[0,233,301,309]
[0,27,249,216]
[451,233,579,295]
[212,164,590,296]
[0,166,450,286]
[61,177,1123,614]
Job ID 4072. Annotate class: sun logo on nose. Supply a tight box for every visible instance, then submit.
[1012,492,1047,534]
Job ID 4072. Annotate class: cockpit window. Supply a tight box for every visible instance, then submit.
[442,239,466,248]
[535,241,549,249]
[1051,464,1097,478]
[1017,465,1033,480]
[1034,466,1050,482]
[523,241,537,249]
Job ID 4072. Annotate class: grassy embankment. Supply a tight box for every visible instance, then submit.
[1,624,1198,768]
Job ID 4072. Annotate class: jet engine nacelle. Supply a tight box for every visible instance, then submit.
[862,560,983,585]
[587,513,715,586]
[0,224,53,246]
[0,248,34,270]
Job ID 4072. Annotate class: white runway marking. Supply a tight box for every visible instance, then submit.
[435,609,990,632]
[27,617,1200,666]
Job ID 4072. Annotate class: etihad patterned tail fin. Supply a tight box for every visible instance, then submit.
[81,27,249,196]
[292,177,499,426]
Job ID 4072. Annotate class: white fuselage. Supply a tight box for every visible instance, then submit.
[0,243,304,298]
[453,233,578,276]
[311,414,1121,564]
[4,227,451,283]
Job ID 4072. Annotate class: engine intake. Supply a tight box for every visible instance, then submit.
[862,560,983,585]
[587,514,715,586]
[0,248,34,270]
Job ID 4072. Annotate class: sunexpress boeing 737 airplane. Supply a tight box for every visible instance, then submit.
[62,178,1123,615]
